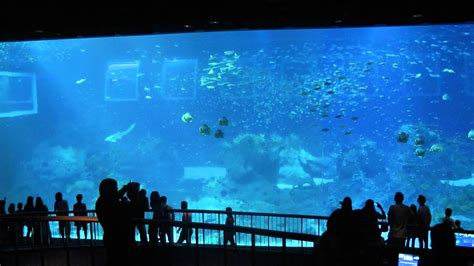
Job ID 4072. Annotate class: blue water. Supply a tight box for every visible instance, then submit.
[0,25,473,228]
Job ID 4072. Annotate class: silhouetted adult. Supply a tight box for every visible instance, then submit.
[430,222,456,266]
[16,202,24,243]
[54,192,70,240]
[34,197,51,246]
[406,204,417,247]
[160,196,174,245]
[0,198,7,244]
[177,201,192,245]
[224,207,236,247]
[361,199,386,243]
[96,178,134,266]
[319,197,356,265]
[387,192,411,248]
[416,195,431,249]
[73,194,87,240]
[23,196,35,239]
[128,182,147,246]
[6,203,17,243]
[148,191,161,246]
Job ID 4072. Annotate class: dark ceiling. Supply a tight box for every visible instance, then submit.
[1,1,474,42]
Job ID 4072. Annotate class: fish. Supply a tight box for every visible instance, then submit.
[75,78,86,84]
[105,123,136,143]
[442,68,455,73]
[321,128,330,132]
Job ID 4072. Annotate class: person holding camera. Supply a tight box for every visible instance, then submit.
[96,178,135,266]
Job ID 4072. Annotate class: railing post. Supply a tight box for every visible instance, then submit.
[90,221,96,266]
[301,218,304,250]
[39,220,45,266]
[202,212,205,245]
[218,214,221,245]
[313,239,318,266]
[251,233,256,266]
[65,221,71,266]
[195,224,200,266]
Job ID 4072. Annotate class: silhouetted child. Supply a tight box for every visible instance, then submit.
[442,208,456,229]
[73,194,88,240]
[16,202,23,213]
[54,192,70,240]
[177,201,192,245]
[454,220,463,231]
[8,203,15,214]
[224,207,236,247]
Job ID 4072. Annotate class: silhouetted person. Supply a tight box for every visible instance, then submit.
[388,192,411,248]
[430,222,456,266]
[454,220,464,231]
[416,195,431,249]
[319,197,355,265]
[6,203,17,243]
[177,201,192,245]
[16,202,24,243]
[73,194,88,240]
[0,198,7,244]
[441,208,456,229]
[34,197,51,246]
[224,207,236,247]
[54,192,70,240]
[128,182,147,246]
[148,191,161,246]
[361,199,386,243]
[160,196,174,245]
[7,203,15,214]
[96,178,135,266]
[406,204,417,247]
[139,189,149,212]
[24,196,35,239]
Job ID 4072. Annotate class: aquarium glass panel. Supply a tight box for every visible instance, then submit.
[0,25,473,230]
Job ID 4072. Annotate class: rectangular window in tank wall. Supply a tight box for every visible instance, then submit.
[104,61,140,101]
[0,71,37,118]
[161,59,197,100]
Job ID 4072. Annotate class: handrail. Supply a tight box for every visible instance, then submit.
[0,208,330,220]
[1,214,473,234]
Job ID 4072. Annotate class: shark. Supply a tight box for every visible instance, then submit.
[105,123,136,143]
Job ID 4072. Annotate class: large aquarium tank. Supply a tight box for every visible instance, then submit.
[1,24,473,228]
